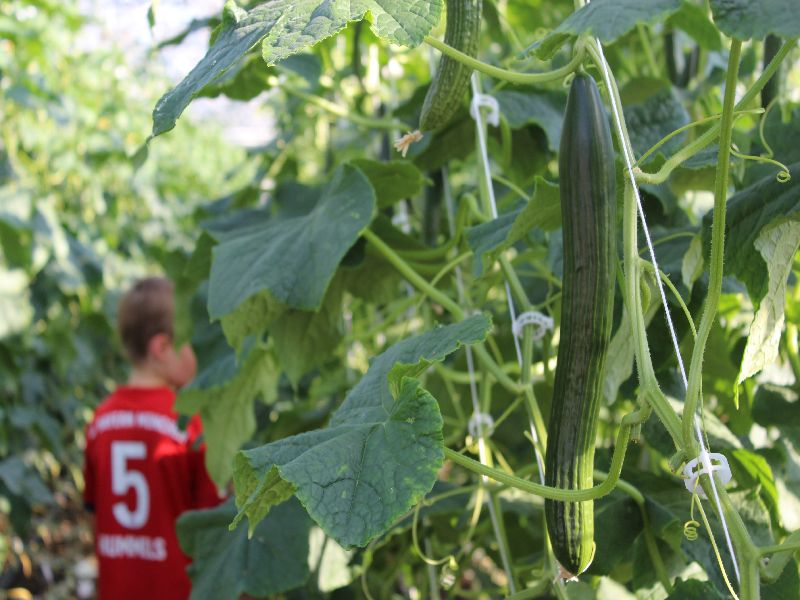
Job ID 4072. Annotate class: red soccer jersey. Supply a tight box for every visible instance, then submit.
[83,386,222,600]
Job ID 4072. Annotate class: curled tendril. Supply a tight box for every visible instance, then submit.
[730,143,791,183]
[635,109,763,167]
[411,498,457,567]
[684,519,700,541]
[759,97,779,159]
[562,71,576,88]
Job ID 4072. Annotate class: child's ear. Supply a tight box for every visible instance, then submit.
[147,332,173,360]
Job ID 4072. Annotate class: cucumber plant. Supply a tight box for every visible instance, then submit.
[128,4,800,597]
[7,1,800,599]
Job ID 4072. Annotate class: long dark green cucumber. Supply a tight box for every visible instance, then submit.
[419,0,482,132]
[545,72,616,576]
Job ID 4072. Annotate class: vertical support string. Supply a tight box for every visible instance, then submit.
[589,36,740,583]
[470,73,547,483]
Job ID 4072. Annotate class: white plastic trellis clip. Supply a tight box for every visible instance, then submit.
[683,451,732,500]
[468,411,495,439]
[512,311,554,341]
[470,93,500,127]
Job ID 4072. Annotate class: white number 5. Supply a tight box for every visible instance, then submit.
[111,441,150,529]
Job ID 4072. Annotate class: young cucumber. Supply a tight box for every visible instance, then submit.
[419,0,482,132]
[545,72,616,576]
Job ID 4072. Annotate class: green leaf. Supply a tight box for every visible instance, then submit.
[0,269,33,338]
[666,579,726,599]
[586,493,642,575]
[623,82,690,160]
[231,315,491,548]
[177,345,278,486]
[410,114,475,171]
[705,162,800,304]
[668,0,723,51]
[350,159,425,209]
[177,498,311,600]
[709,0,800,40]
[271,276,344,385]
[752,385,800,429]
[730,448,779,521]
[0,457,53,505]
[151,0,442,136]
[341,248,400,305]
[0,213,32,270]
[208,164,376,349]
[494,88,566,151]
[198,53,272,101]
[736,220,800,393]
[681,233,704,294]
[466,177,560,276]
[531,0,682,60]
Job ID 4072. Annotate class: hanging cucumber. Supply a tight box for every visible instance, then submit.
[545,72,616,576]
[395,0,482,156]
[420,0,482,131]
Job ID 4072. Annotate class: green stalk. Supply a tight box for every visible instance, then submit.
[444,405,649,502]
[499,255,534,311]
[683,39,742,445]
[622,180,684,447]
[636,24,660,77]
[473,345,526,395]
[785,323,800,386]
[424,35,585,86]
[363,229,464,318]
[280,80,408,131]
[636,38,797,185]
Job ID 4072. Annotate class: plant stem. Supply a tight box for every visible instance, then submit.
[636,38,797,185]
[636,24,660,77]
[473,345,526,395]
[444,405,648,502]
[682,39,742,446]
[785,323,800,386]
[363,229,465,318]
[424,35,585,86]
[499,255,534,311]
[280,81,408,131]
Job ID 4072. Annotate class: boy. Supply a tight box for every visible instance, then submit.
[83,277,222,600]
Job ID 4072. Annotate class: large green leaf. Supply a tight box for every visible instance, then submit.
[703,162,800,304]
[494,88,566,151]
[737,220,800,394]
[178,498,311,600]
[530,0,682,60]
[152,0,442,136]
[709,0,800,40]
[350,159,424,209]
[586,492,642,575]
[666,579,726,599]
[623,83,690,161]
[668,1,723,51]
[177,344,278,486]
[231,314,492,548]
[208,164,376,349]
[271,276,344,385]
[466,177,560,275]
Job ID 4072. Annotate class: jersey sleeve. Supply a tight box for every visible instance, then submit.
[186,415,225,509]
